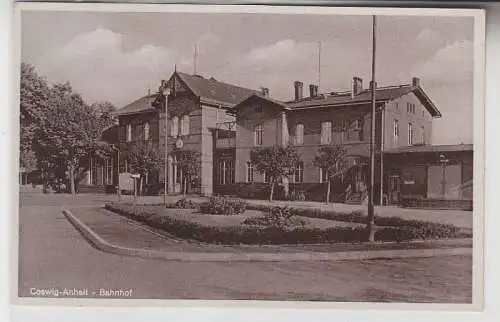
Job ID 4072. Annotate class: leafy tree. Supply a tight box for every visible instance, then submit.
[174,150,200,196]
[35,82,109,194]
[91,101,117,131]
[313,145,349,204]
[250,145,301,201]
[20,63,51,173]
[122,141,161,196]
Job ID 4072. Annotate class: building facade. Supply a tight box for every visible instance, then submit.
[88,71,472,208]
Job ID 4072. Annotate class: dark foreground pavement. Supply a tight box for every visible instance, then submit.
[17,194,472,302]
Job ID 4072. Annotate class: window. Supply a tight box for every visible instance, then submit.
[422,108,425,117]
[218,159,234,185]
[319,167,328,183]
[263,172,270,183]
[408,122,413,145]
[246,162,254,183]
[420,126,425,144]
[181,115,190,136]
[393,119,399,145]
[407,103,416,114]
[295,123,304,145]
[321,121,332,145]
[254,124,263,146]
[143,122,150,141]
[126,124,132,142]
[255,104,263,113]
[395,102,399,110]
[171,116,179,137]
[294,162,304,183]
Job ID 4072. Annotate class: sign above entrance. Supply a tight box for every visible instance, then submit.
[175,138,184,149]
[404,180,415,185]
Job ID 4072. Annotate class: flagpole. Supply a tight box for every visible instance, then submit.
[367,15,377,242]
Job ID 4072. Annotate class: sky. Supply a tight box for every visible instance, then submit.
[21,10,476,145]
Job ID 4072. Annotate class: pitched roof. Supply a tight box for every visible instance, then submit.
[176,72,259,106]
[286,84,441,117]
[384,144,473,154]
[227,94,287,114]
[115,94,157,116]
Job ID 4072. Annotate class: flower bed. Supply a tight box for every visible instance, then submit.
[104,203,470,244]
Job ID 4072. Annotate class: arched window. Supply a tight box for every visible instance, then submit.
[181,115,190,136]
[171,116,179,137]
[144,122,150,141]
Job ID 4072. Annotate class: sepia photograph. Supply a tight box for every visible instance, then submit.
[14,3,484,308]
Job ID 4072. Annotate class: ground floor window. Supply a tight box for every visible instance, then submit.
[246,161,254,183]
[218,159,234,185]
[293,162,304,183]
[319,167,328,183]
[104,158,113,185]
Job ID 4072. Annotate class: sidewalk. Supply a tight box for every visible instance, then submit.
[63,206,472,262]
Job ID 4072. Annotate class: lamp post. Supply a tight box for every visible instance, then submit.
[367,15,377,242]
[161,81,171,205]
[439,154,449,198]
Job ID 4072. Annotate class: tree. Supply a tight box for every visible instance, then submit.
[250,145,301,201]
[122,141,161,196]
[174,150,200,196]
[20,63,51,175]
[313,145,349,204]
[91,101,117,131]
[35,82,108,194]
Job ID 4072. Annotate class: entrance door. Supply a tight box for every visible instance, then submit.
[389,175,401,204]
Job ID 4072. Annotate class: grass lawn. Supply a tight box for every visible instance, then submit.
[161,208,364,229]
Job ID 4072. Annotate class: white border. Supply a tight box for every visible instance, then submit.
[8,1,486,316]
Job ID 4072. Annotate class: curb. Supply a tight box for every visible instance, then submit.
[63,209,472,262]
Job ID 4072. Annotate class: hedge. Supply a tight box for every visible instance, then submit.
[105,203,470,244]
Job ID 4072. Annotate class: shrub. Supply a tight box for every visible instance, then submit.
[243,206,306,230]
[175,198,198,209]
[199,196,247,216]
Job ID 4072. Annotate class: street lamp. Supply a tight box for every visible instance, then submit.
[439,154,449,199]
[160,80,171,205]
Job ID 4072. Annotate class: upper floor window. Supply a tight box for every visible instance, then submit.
[246,162,254,183]
[408,122,413,145]
[420,126,425,144]
[171,116,179,137]
[422,108,425,117]
[393,119,399,145]
[321,121,332,145]
[395,102,399,110]
[180,115,190,136]
[143,122,150,141]
[294,162,304,183]
[254,124,263,146]
[407,102,416,114]
[255,104,263,113]
[126,124,132,142]
[295,123,304,145]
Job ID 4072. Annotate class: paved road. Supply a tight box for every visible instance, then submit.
[17,193,472,302]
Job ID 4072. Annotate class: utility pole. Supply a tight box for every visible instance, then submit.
[161,80,171,205]
[318,41,322,90]
[193,44,198,75]
[367,15,377,242]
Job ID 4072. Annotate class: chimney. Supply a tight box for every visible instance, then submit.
[261,87,269,98]
[309,84,318,98]
[352,77,363,97]
[294,81,303,100]
[412,77,420,87]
